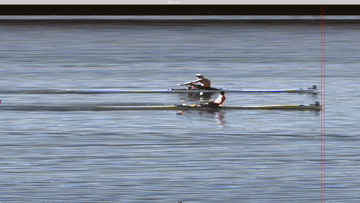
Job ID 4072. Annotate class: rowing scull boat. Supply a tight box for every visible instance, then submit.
[0,103,322,111]
[93,103,322,111]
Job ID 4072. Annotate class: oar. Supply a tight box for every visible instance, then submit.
[176,104,199,115]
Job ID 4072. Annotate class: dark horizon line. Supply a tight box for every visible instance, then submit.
[0,5,359,15]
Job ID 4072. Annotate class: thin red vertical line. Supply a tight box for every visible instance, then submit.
[320,5,326,203]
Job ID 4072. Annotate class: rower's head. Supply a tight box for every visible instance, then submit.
[196,74,203,78]
[220,91,225,95]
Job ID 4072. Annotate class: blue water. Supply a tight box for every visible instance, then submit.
[0,16,359,202]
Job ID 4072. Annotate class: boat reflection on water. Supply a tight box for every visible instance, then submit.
[196,109,227,126]
[215,111,227,126]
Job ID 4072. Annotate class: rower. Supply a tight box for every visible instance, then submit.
[178,74,212,90]
[206,91,226,108]
[177,91,226,115]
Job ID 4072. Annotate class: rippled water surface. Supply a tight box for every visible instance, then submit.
[0,17,359,202]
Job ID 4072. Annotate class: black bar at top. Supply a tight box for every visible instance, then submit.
[0,5,359,16]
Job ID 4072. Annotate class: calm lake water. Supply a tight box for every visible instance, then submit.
[0,16,359,202]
